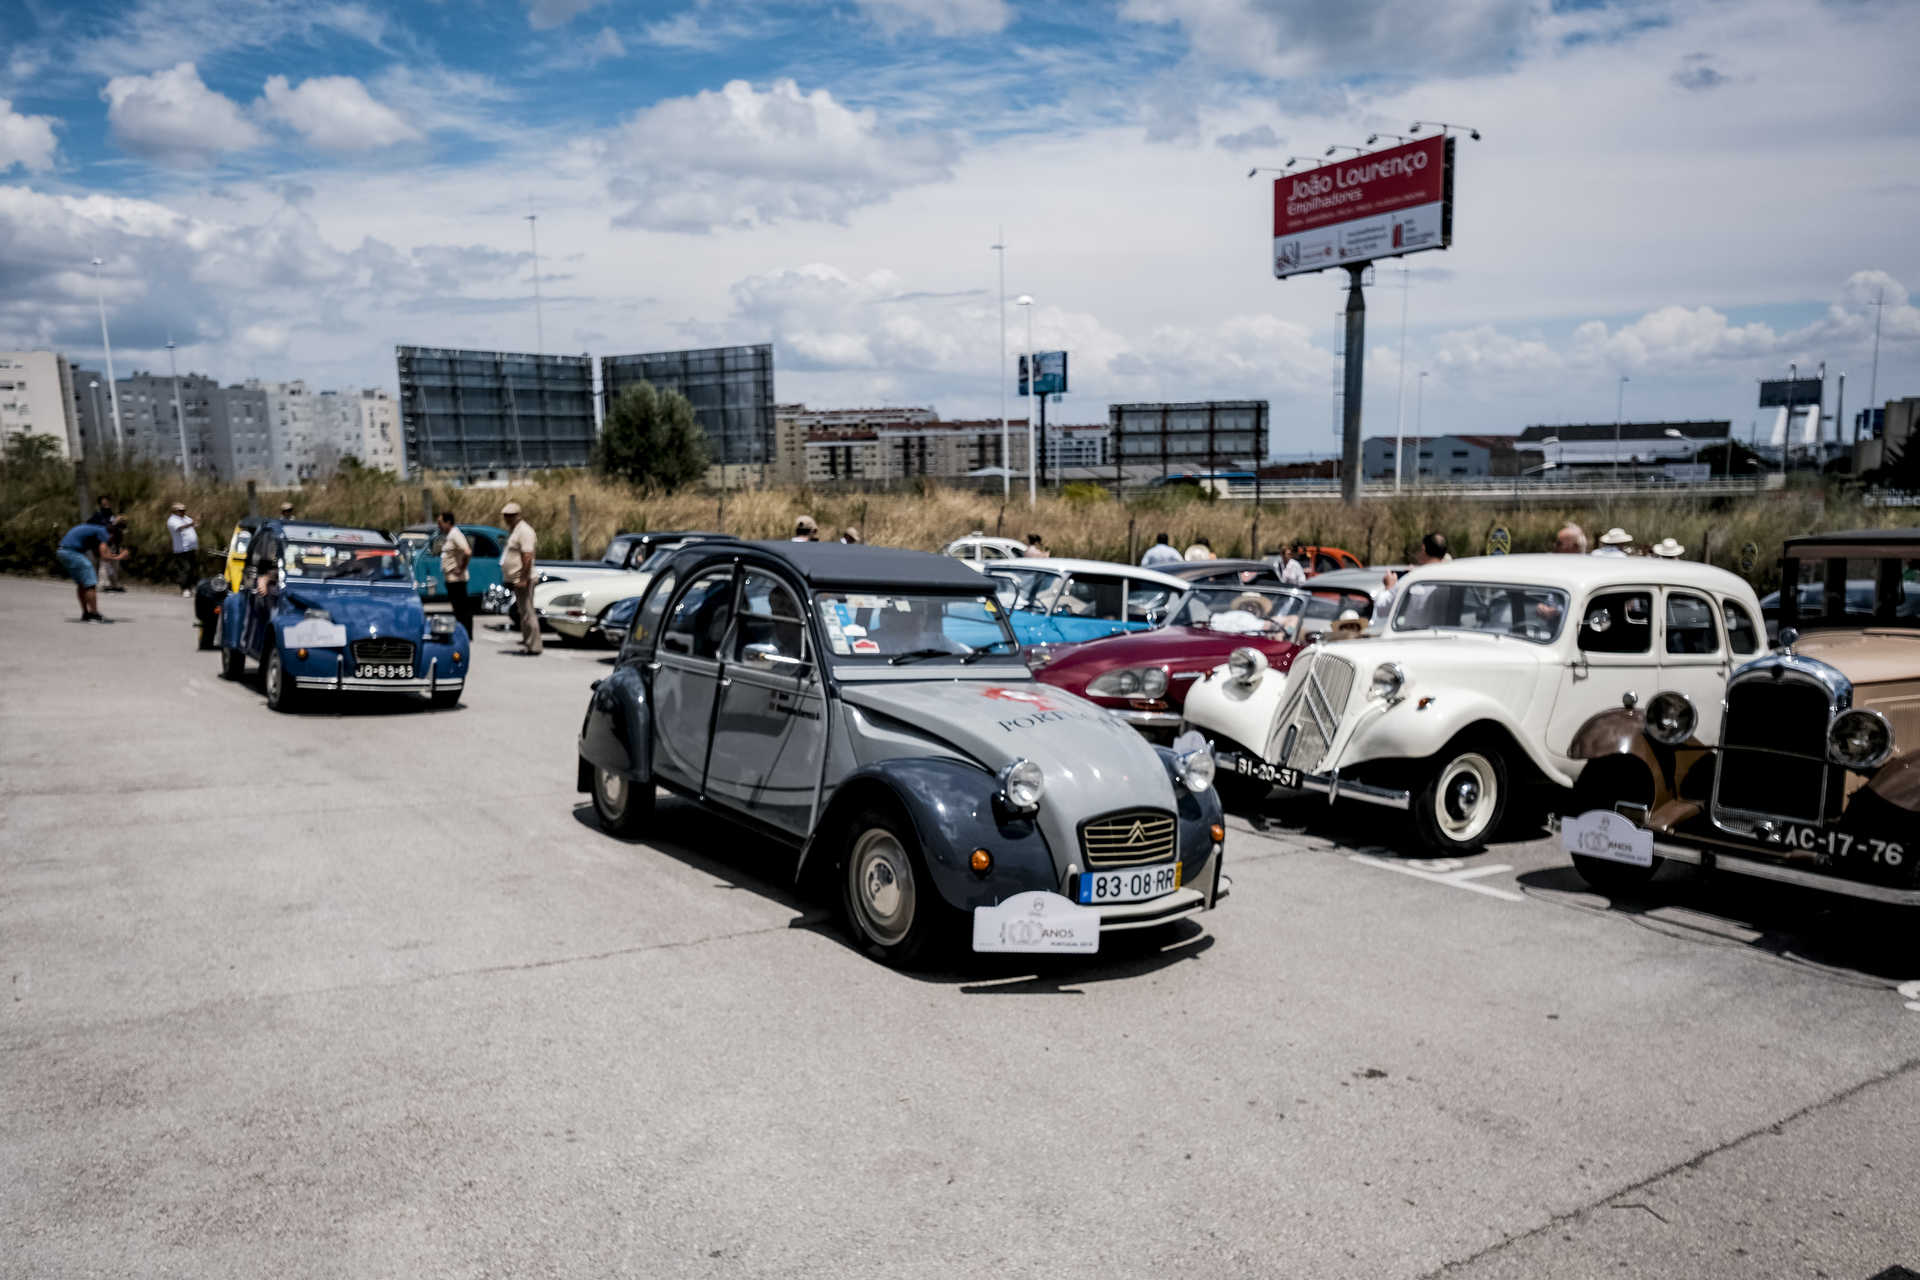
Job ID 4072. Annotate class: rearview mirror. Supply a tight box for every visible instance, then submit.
[742,642,803,669]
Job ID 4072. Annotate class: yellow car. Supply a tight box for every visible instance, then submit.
[194,517,265,648]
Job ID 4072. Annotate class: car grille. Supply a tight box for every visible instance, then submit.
[1079,808,1178,868]
[1264,649,1356,776]
[352,637,416,669]
[1713,676,1830,823]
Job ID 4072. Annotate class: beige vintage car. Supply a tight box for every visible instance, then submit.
[1560,528,1920,905]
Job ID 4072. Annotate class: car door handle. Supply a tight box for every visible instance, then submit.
[719,676,732,688]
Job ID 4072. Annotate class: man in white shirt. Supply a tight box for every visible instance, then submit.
[1140,533,1182,567]
[1593,527,1633,556]
[166,502,199,596]
[500,501,541,654]
[438,511,475,636]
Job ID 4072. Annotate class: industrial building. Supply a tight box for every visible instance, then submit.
[397,346,596,477]
[1363,434,1532,481]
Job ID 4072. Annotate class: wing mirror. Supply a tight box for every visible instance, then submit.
[742,642,804,669]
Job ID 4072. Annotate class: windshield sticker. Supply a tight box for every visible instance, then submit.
[821,610,852,655]
[844,594,887,610]
[894,599,911,612]
[841,623,867,637]
[982,598,999,613]
[851,638,879,654]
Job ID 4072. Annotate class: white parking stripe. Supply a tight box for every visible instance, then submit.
[1347,853,1526,902]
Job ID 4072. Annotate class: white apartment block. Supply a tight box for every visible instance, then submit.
[773,404,939,482]
[252,379,318,483]
[0,351,79,458]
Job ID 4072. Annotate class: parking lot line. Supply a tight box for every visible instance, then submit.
[1346,853,1526,902]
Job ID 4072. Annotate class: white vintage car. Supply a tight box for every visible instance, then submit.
[1188,554,1768,853]
[534,532,735,642]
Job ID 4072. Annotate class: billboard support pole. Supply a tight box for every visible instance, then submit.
[1340,263,1367,505]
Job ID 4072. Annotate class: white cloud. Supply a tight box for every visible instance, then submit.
[856,0,1010,36]
[0,98,58,173]
[1119,0,1537,78]
[1215,124,1281,154]
[597,79,957,232]
[1570,306,1781,371]
[259,74,421,151]
[101,62,263,165]
[524,0,605,30]
[1431,324,1564,376]
[588,26,627,62]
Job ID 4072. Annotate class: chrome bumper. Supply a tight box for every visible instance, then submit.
[1214,749,1410,811]
[1112,708,1183,729]
[1650,838,1920,907]
[294,676,464,693]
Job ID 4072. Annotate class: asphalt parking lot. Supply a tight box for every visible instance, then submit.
[4,575,1918,1279]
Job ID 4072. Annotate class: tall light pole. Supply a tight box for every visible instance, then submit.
[1391,264,1411,491]
[1414,370,1428,485]
[1865,286,1885,445]
[992,230,1009,499]
[91,257,123,451]
[525,213,544,356]
[166,336,189,480]
[1016,294,1035,506]
[88,379,103,460]
[1613,374,1629,490]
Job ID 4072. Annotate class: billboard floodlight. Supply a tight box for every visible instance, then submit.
[1367,132,1412,145]
[1411,121,1482,140]
[1324,144,1365,157]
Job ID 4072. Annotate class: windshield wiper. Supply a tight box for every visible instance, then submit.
[887,648,954,666]
[959,642,1017,663]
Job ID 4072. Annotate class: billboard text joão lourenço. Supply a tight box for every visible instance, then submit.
[1272,135,1453,279]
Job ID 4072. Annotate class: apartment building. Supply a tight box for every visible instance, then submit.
[772,404,939,482]
[208,383,272,483]
[0,350,79,458]
[802,418,1036,485]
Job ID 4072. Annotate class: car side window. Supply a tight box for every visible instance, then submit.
[1721,599,1761,655]
[468,531,501,558]
[659,568,735,660]
[1579,591,1652,654]
[1055,574,1127,620]
[603,536,635,567]
[1665,591,1720,655]
[1128,582,1178,623]
[734,571,807,662]
[243,531,275,589]
[622,568,678,662]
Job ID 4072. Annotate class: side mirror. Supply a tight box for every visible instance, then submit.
[661,632,691,655]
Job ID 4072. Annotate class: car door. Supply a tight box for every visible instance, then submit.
[705,569,826,837]
[1659,588,1733,744]
[648,565,737,793]
[237,529,280,656]
[1547,587,1658,760]
[466,529,503,594]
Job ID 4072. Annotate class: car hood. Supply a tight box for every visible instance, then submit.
[284,583,424,632]
[1041,625,1298,682]
[838,678,1180,861]
[1791,628,1920,688]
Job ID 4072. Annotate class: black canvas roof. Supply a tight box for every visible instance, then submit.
[1783,528,1920,549]
[668,540,989,592]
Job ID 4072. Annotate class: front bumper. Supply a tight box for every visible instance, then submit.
[537,609,597,639]
[1648,836,1920,906]
[289,653,466,695]
[1213,748,1410,811]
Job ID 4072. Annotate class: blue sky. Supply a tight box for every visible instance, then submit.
[2,0,1917,454]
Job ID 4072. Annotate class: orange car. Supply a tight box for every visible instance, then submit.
[1279,545,1363,576]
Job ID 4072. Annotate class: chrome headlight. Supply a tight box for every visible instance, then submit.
[1087,666,1169,699]
[1175,747,1215,793]
[1644,690,1696,746]
[1828,708,1893,769]
[428,616,456,638]
[1369,662,1406,701]
[999,758,1045,814]
[1227,647,1268,682]
[549,592,585,611]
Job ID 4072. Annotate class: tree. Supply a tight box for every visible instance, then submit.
[594,382,710,492]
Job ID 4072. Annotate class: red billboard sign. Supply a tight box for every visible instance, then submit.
[1272,135,1451,278]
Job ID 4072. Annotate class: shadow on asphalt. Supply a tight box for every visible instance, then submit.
[1233,791,1552,857]
[571,796,1220,989]
[220,669,464,716]
[1514,863,1918,981]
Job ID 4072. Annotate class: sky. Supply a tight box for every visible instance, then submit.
[2,0,1918,456]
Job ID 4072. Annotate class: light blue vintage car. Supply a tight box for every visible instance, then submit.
[396,522,507,603]
[984,558,1190,649]
[217,520,469,712]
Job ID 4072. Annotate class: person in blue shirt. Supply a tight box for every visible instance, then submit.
[56,516,124,621]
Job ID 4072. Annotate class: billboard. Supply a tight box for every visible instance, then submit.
[396,346,596,475]
[1758,377,1823,408]
[1018,351,1068,396]
[601,344,774,471]
[1273,135,1452,279]
[1110,401,1268,476]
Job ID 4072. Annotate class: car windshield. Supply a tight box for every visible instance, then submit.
[282,541,407,581]
[815,591,1020,663]
[1172,585,1307,636]
[637,544,686,573]
[1786,557,1920,628]
[1391,580,1570,644]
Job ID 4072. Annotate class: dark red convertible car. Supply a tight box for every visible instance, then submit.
[1031,583,1311,742]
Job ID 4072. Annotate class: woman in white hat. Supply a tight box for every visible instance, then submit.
[1650,537,1684,559]
[1592,528,1633,556]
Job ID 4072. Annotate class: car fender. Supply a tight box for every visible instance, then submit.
[804,758,1059,913]
[1565,705,1716,803]
[1182,661,1289,755]
[1866,750,1920,813]
[1345,687,1573,787]
[578,664,651,784]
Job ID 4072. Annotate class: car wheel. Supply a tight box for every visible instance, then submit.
[264,646,297,713]
[1567,757,1662,895]
[1411,744,1508,855]
[220,644,245,679]
[591,764,653,836]
[841,810,941,967]
[197,617,216,650]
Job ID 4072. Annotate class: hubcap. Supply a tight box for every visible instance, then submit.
[1435,753,1497,842]
[849,829,915,946]
[597,769,626,815]
[267,654,281,698]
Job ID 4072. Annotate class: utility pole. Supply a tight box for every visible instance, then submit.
[1392,264,1410,492]
[1781,362,1796,483]
[166,336,189,480]
[91,257,123,451]
[526,213,544,356]
[1865,286,1885,445]
[993,230,1009,500]
[1339,263,1366,505]
[1613,375,1629,492]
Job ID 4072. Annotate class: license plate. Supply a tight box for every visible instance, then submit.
[1220,752,1299,788]
[1077,861,1181,905]
[359,663,413,679]
[1762,823,1907,868]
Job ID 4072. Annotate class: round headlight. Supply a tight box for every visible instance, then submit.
[1369,662,1405,701]
[1644,690,1696,746]
[1140,667,1169,699]
[1828,708,1893,769]
[1001,758,1045,813]
[1227,647,1268,682]
[1176,747,1215,793]
[429,616,455,637]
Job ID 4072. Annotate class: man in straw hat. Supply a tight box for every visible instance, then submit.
[500,501,541,654]
[1650,537,1685,559]
[1593,527,1633,557]
[167,501,200,596]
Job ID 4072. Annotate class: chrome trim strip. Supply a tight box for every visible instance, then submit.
[1651,839,1920,906]
[1113,708,1183,728]
[1294,769,1411,810]
[293,676,463,691]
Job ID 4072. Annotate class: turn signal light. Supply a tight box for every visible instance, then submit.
[453,652,463,662]
[1209,823,1225,843]
[969,848,993,875]
[295,648,309,660]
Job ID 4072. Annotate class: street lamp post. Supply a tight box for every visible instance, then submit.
[1392,265,1410,492]
[1414,370,1428,486]
[992,231,1008,500]
[166,337,189,480]
[1613,374,1629,492]
[1017,295,1035,506]
[91,257,123,452]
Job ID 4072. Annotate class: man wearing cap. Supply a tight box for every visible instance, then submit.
[500,501,541,654]
[167,502,200,596]
[279,501,295,519]
[792,515,818,542]
[1593,527,1632,556]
